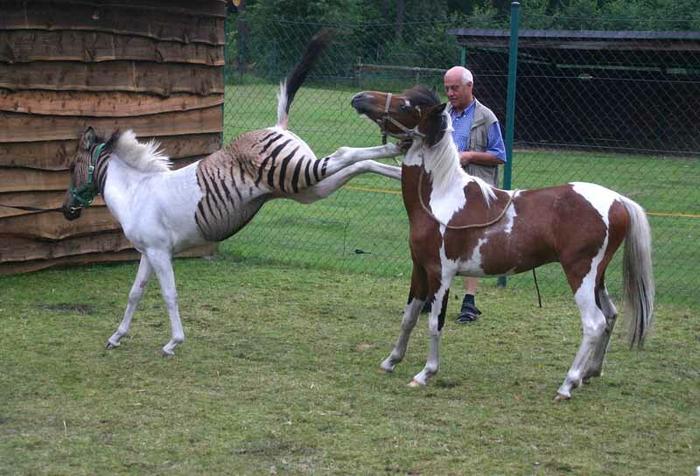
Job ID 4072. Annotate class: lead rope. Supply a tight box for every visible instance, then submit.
[417,166,515,230]
[532,268,542,307]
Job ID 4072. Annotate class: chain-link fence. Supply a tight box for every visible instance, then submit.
[222,11,699,307]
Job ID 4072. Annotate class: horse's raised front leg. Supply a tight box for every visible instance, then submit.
[410,269,455,387]
[322,143,402,176]
[145,248,185,356]
[107,254,152,349]
[293,161,400,204]
[380,265,427,373]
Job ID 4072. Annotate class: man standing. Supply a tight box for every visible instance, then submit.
[443,65,506,323]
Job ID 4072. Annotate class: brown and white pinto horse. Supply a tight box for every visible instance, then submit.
[351,86,654,400]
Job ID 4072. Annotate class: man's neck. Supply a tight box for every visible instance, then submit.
[452,98,475,115]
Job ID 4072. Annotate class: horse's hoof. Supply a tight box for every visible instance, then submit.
[105,341,119,350]
[161,349,175,358]
[553,393,570,402]
[408,379,425,388]
[378,366,393,374]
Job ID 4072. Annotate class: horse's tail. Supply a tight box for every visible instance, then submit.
[276,29,333,129]
[620,197,655,348]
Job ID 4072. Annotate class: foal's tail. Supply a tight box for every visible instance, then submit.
[276,29,333,130]
[620,197,655,348]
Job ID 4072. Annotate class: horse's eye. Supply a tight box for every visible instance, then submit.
[400,104,413,113]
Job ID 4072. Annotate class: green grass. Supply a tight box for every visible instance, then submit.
[223,83,699,306]
[1,258,698,474]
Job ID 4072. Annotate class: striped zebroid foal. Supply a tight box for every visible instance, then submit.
[352,86,654,400]
[61,32,402,356]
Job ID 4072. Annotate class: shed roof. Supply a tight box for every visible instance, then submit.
[448,28,700,70]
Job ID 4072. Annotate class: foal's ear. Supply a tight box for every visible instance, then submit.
[79,127,97,150]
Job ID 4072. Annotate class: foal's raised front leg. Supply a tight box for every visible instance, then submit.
[146,248,185,356]
[107,254,152,349]
[294,160,400,204]
[322,143,402,176]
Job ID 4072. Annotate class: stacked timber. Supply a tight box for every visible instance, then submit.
[0,0,226,274]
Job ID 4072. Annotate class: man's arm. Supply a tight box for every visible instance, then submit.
[460,122,506,167]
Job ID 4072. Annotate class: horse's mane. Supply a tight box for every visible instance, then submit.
[426,112,496,206]
[113,130,171,173]
[403,85,440,108]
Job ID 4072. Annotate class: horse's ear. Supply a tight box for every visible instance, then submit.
[79,127,96,150]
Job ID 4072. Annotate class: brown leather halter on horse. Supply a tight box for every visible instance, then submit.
[351,86,655,400]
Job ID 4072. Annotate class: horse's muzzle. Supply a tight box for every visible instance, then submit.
[350,92,373,115]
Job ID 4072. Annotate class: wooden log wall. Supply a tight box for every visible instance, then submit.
[0,0,226,274]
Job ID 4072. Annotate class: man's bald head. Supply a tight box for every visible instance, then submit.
[444,66,473,86]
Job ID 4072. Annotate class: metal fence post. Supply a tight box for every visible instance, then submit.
[498,1,521,288]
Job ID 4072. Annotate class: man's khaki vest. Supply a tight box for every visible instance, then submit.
[449,99,500,186]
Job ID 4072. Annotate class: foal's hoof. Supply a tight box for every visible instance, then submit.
[161,348,175,358]
[408,379,426,388]
[105,340,120,350]
[553,392,571,402]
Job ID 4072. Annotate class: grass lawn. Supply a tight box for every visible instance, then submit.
[0,258,697,474]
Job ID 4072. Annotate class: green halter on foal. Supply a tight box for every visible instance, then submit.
[69,142,105,208]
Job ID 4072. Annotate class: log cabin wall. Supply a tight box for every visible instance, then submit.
[0,0,226,274]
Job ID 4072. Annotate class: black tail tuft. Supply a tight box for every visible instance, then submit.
[284,29,334,115]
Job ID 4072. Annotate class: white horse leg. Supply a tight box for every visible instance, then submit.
[322,143,402,176]
[294,161,400,204]
[145,249,185,356]
[556,284,607,400]
[584,285,618,382]
[380,297,424,372]
[409,275,453,387]
[107,254,152,349]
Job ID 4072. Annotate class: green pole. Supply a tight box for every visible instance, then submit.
[498,1,521,288]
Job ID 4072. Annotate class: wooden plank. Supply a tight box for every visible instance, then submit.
[0,157,204,201]
[0,231,134,262]
[0,133,221,170]
[1,1,225,45]
[0,106,222,143]
[0,206,119,240]
[0,61,224,97]
[0,190,98,218]
[0,30,224,65]
[0,243,218,275]
[0,90,223,117]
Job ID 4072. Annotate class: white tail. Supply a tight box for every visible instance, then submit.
[621,197,655,347]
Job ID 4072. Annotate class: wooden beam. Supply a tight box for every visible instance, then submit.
[0,206,119,240]
[0,30,224,65]
[0,133,222,170]
[0,106,223,143]
[1,1,225,45]
[0,90,223,117]
[0,243,218,275]
[0,61,224,97]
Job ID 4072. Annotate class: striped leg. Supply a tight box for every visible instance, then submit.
[294,161,400,204]
[321,143,402,176]
[107,254,152,349]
